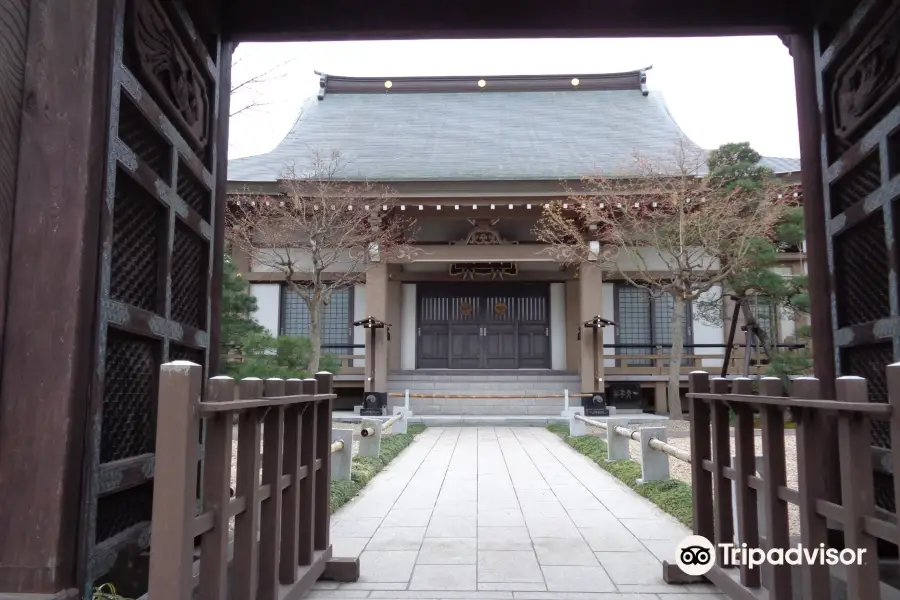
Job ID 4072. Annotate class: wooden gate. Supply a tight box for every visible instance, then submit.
[78,2,229,596]
[810,0,900,528]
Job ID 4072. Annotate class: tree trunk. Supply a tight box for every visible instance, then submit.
[308,300,322,374]
[667,294,686,420]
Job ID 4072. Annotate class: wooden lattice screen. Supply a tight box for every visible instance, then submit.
[816,0,900,516]
[79,1,224,596]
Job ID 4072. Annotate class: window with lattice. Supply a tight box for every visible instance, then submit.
[615,284,693,366]
[280,286,351,347]
[746,295,779,344]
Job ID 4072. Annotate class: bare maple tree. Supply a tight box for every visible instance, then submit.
[534,142,789,420]
[227,151,416,372]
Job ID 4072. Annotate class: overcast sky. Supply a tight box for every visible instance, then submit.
[228,36,799,161]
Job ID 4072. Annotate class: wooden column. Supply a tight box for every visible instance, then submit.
[365,264,390,391]
[791,29,841,506]
[208,41,234,377]
[0,0,29,395]
[791,30,836,397]
[0,0,115,593]
[579,265,604,393]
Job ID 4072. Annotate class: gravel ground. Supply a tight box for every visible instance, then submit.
[585,420,801,537]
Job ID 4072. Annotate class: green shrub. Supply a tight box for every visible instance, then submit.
[330,425,426,513]
[225,332,341,380]
[547,424,694,528]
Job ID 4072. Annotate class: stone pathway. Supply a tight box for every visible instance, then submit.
[313,427,725,599]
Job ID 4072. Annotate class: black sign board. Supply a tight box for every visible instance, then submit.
[582,393,609,417]
[360,407,385,417]
[608,383,643,408]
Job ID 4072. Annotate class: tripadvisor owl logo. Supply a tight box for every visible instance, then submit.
[676,535,716,576]
[675,534,868,575]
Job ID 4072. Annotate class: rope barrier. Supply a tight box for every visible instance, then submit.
[573,413,690,463]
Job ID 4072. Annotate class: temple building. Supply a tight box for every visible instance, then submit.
[226,68,804,415]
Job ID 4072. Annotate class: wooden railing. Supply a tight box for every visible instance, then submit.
[147,362,359,600]
[668,369,897,599]
[605,343,807,378]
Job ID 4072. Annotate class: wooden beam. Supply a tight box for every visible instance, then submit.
[395,244,557,263]
[394,270,571,283]
[223,0,812,41]
[0,0,116,593]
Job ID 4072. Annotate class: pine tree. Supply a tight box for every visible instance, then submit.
[704,142,811,380]
[220,254,266,362]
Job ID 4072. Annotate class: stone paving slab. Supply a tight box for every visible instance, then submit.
[317,427,725,599]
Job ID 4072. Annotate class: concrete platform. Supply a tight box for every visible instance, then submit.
[317,426,724,598]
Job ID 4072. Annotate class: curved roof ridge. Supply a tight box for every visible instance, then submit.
[315,67,653,97]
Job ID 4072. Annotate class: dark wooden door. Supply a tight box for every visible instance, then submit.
[516,294,550,368]
[483,293,517,369]
[417,284,550,369]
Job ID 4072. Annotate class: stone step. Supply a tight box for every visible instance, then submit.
[389,375,579,382]
[390,397,568,416]
[388,384,580,396]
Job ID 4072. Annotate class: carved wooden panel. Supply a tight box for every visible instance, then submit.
[831,2,900,142]
[78,1,224,596]
[125,0,213,154]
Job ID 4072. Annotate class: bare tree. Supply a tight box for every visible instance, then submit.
[227,151,416,372]
[229,56,294,118]
[534,142,788,420]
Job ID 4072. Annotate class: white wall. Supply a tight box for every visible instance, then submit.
[401,285,417,370]
[693,285,725,368]
[249,284,280,335]
[250,248,362,273]
[602,282,616,367]
[353,284,366,367]
[609,246,719,273]
[549,283,566,370]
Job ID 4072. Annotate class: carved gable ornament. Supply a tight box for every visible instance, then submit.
[832,3,900,140]
[129,0,211,151]
[448,219,518,280]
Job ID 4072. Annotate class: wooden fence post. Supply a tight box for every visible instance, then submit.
[148,361,203,600]
[887,364,900,568]
[793,376,831,600]
[233,377,264,600]
[259,378,286,600]
[198,375,236,600]
[758,377,791,599]
[298,377,318,566]
[314,372,334,552]
[835,376,879,600]
[730,377,760,588]
[688,371,713,540]
[710,377,734,561]
[280,378,303,585]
